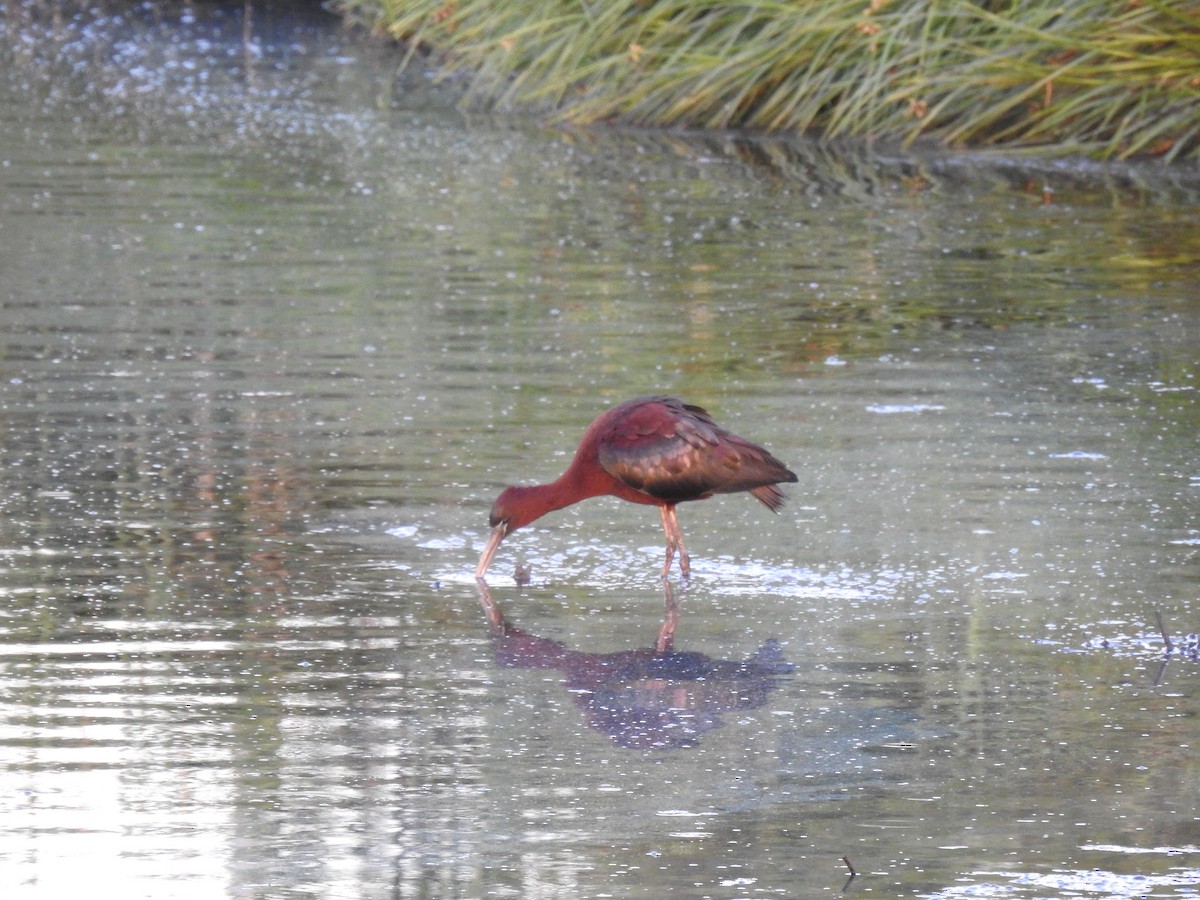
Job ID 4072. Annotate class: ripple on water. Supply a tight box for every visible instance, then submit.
[921,862,1200,899]
[432,526,948,603]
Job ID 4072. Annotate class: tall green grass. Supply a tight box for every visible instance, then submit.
[339,0,1200,160]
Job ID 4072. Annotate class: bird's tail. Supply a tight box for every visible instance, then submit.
[750,484,786,512]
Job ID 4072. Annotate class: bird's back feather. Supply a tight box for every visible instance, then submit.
[594,396,796,507]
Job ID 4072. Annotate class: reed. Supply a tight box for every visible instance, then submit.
[338,0,1200,160]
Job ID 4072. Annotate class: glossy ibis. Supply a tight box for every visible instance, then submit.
[476,395,796,580]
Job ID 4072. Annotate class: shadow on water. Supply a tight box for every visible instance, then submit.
[475,581,794,750]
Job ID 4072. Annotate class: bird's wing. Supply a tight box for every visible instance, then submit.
[597,398,788,504]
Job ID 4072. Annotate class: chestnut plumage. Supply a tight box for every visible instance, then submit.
[476,396,797,580]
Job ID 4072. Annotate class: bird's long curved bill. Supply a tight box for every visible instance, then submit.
[475,523,508,580]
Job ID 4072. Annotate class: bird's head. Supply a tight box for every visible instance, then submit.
[475,486,540,580]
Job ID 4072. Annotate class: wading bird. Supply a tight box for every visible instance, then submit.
[475,396,797,581]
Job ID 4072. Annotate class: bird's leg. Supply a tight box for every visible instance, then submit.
[658,505,690,579]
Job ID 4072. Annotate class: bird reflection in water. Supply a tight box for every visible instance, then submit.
[475,582,794,750]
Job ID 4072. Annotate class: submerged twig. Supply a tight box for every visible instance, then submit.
[1153,656,1170,689]
[1154,608,1174,653]
[842,853,857,891]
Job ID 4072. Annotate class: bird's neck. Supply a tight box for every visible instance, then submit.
[510,464,610,529]
[500,479,573,531]
[557,454,623,503]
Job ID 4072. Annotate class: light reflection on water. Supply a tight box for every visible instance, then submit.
[1,2,1198,898]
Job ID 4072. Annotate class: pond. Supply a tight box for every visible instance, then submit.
[0,3,1197,898]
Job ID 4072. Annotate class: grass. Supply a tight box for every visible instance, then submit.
[337,0,1200,161]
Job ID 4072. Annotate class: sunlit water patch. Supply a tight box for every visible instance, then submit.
[865,403,948,415]
[1069,625,1200,661]
[415,522,952,608]
[923,862,1200,899]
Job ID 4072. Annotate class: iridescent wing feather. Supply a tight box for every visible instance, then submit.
[596,397,796,507]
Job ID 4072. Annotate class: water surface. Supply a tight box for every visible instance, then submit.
[0,3,1197,898]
